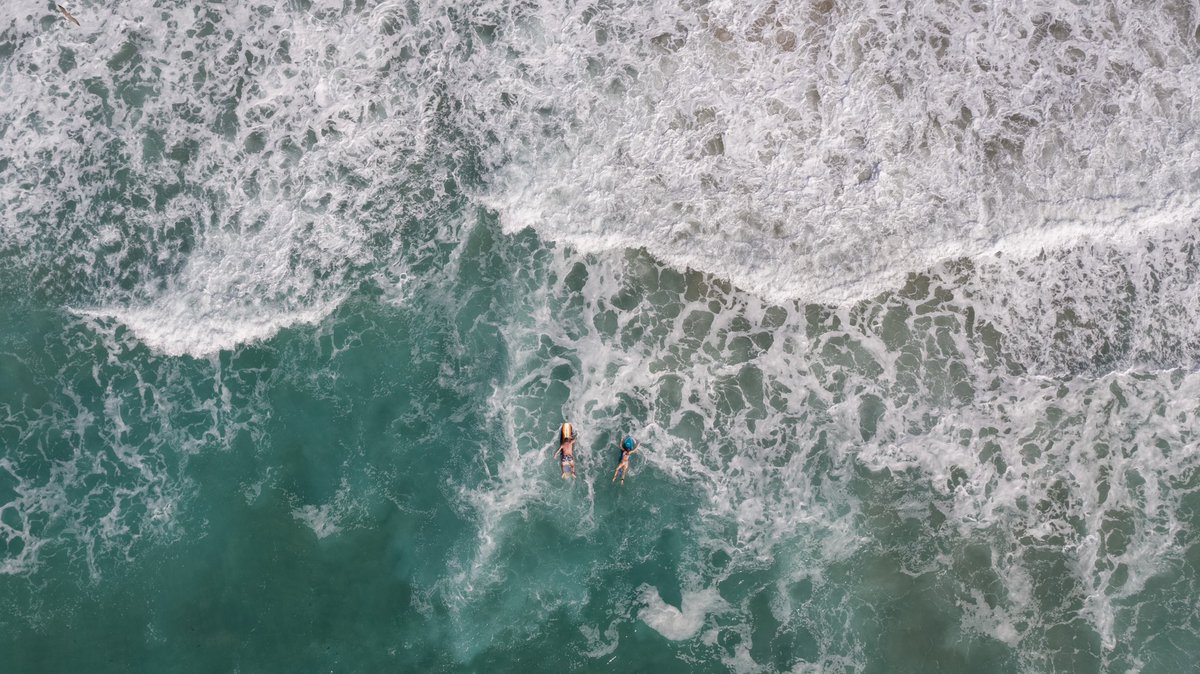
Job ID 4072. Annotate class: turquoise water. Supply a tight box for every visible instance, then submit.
[4,2,1200,672]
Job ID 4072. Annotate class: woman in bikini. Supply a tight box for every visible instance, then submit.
[555,422,577,479]
[612,435,639,484]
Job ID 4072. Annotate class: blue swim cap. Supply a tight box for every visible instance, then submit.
[622,436,635,451]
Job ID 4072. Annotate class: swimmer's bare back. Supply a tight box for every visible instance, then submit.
[613,440,639,484]
[555,422,577,479]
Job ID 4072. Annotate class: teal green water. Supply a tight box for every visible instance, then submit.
[4,216,1200,672]
[5,2,1200,672]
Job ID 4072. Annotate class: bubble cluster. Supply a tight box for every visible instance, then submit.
[480,0,1200,301]
[459,235,1200,670]
[0,313,268,577]
[2,0,1199,670]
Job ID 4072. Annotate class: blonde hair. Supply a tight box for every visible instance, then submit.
[561,422,574,440]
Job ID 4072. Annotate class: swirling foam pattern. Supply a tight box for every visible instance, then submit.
[2,1,1199,673]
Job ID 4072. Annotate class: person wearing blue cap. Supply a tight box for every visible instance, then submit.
[612,435,639,484]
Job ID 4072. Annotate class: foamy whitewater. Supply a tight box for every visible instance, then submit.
[2,1,1199,672]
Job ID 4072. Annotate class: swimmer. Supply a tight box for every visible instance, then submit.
[612,435,639,484]
[554,422,577,479]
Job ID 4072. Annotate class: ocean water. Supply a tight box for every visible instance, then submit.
[2,1,1200,672]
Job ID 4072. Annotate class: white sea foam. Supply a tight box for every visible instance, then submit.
[639,585,728,641]
[66,201,368,355]
[74,301,339,358]
[0,310,269,577]
[579,622,621,658]
[1,1,455,356]
[6,0,1200,357]
[292,504,342,539]
[291,478,370,540]
[477,0,1200,303]
[480,224,1200,667]
[3,0,1200,667]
